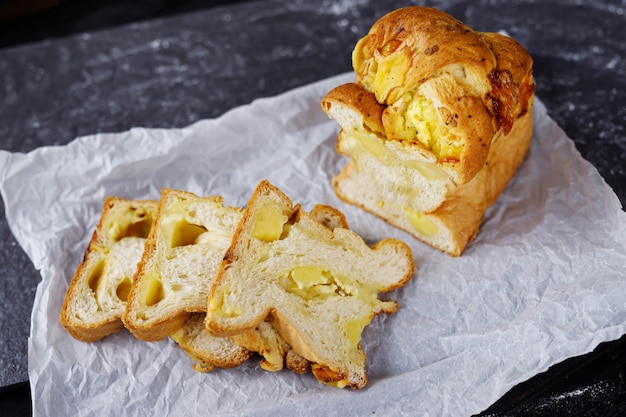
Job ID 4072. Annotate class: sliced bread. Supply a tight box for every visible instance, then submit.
[60,197,158,342]
[206,180,415,389]
[123,188,243,342]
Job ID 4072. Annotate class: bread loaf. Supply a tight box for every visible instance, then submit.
[330,88,534,255]
[322,6,535,255]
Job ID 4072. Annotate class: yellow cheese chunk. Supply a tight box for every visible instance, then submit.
[87,259,105,294]
[106,205,153,241]
[209,290,243,318]
[324,379,349,389]
[352,130,387,160]
[406,208,439,237]
[291,266,329,288]
[344,316,369,348]
[169,221,208,248]
[139,270,164,307]
[283,267,340,300]
[259,348,284,372]
[348,130,450,182]
[251,203,289,242]
[372,51,409,103]
[115,277,132,302]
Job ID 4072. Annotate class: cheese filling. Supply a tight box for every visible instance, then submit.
[384,92,462,161]
[106,204,154,242]
[405,207,439,237]
[251,203,289,242]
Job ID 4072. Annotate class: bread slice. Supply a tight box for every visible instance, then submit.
[60,197,158,342]
[123,188,244,342]
[326,84,534,256]
[170,313,252,372]
[226,204,349,374]
[346,6,534,191]
[205,180,415,389]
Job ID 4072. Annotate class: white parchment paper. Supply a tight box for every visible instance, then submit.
[1,72,625,417]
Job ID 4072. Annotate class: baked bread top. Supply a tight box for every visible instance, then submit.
[206,180,415,388]
[349,6,534,185]
[353,6,496,105]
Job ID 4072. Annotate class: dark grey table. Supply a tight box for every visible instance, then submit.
[1,0,625,415]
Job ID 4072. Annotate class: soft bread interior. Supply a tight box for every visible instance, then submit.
[206,180,414,389]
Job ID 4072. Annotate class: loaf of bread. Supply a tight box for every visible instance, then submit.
[60,197,158,342]
[205,180,414,389]
[322,6,535,255]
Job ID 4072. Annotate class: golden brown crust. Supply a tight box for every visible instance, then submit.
[285,349,310,374]
[432,102,534,255]
[353,6,496,104]
[321,83,386,137]
[481,32,535,134]
[60,317,125,343]
[172,313,252,369]
[309,204,350,230]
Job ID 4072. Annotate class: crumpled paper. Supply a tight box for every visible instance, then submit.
[1,72,625,417]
